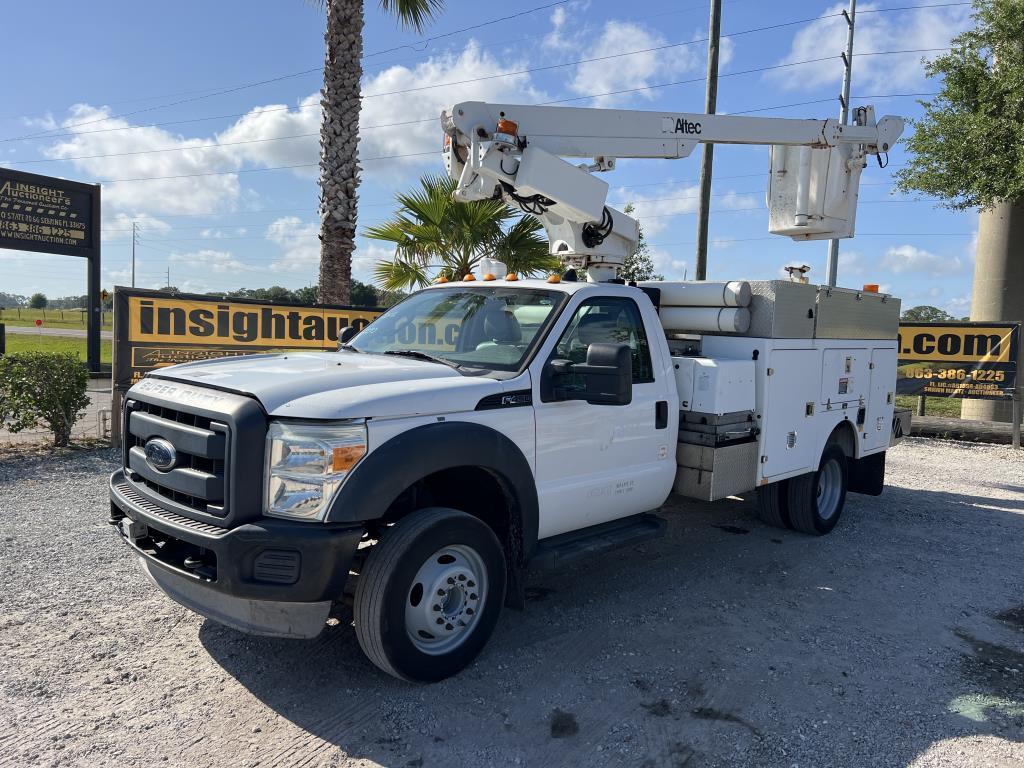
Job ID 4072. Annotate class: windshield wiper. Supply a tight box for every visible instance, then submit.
[337,344,360,352]
[383,349,462,369]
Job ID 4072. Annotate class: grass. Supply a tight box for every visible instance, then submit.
[4,333,113,365]
[895,394,963,418]
[0,307,112,330]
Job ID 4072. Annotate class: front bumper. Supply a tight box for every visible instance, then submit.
[109,469,364,638]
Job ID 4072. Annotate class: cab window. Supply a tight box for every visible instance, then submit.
[551,297,654,383]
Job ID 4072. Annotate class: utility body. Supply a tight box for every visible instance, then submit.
[109,101,909,681]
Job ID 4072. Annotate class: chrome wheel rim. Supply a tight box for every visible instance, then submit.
[405,544,487,655]
[816,459,843,521]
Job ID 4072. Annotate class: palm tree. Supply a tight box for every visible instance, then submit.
[315,0,443,306]
[366,174,562,291]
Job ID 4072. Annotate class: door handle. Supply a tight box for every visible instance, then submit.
[655,401,669,429]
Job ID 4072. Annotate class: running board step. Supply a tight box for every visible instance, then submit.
[529,513,667,570]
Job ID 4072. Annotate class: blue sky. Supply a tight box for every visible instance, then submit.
[0,0,977,314]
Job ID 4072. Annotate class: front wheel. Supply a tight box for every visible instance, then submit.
[354,507,506,682]
[786,444,849,535]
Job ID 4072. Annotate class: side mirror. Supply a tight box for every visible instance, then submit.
[547,342,632,406]
[338,326,359,348]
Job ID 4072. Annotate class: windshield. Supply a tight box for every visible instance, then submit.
[349,286,566,372]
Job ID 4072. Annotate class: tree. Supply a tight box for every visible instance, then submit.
[0,292,26,308]
[901,305,955,322]
[28,293,47,309]
[894,1,1024,209]
[619,203,664,282]
[366,173,561,291]
[314,0,443,307]
[895,1,1024,423]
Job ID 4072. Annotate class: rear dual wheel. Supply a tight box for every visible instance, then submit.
[756,444,848,536]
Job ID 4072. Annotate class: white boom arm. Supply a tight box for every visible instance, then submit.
[441,102,904,282]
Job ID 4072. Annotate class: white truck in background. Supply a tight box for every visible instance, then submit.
[109,101,910,681]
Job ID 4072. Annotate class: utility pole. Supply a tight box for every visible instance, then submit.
[694,0,722,281]
[165,267,170,288]
[131,220,138,288]
[826,0,857,287]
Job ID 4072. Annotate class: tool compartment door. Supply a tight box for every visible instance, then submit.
[863,346,897,452]
[762,348,821,480]
[820,348,869,405]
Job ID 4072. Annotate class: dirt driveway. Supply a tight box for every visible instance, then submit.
[1,438,1023,767]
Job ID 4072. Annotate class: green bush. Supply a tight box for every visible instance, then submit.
[0,351,89,446]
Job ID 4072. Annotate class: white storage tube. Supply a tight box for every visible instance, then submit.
[660,306,751,334]
[637,280,751,308]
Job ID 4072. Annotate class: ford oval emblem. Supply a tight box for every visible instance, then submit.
[144,438,177,472]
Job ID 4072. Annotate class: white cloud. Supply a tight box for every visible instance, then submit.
[220,41,545,183]
[882,244,962,275]
[619,185,759,236]
[838,249,865,276]
[357,41,544,179]
[106,212,171,240]
[216,95,320,178]
[43,104,242,215]
[946,295,971,317]
[34,39,536,218]
[569,21,701,107]
[169,249,246,274]
[648,246,688,280]
[766,3,973,93]
[719,35,735,70]
[266,216,319,272]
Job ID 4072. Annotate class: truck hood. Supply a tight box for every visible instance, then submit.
[149,351,506,419]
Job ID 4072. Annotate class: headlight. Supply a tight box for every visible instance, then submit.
[264,421,367,521]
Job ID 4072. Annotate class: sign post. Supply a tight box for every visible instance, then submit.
[0,168,102,372]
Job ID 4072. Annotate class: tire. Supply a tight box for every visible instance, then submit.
[354,507,506,682]
[786,444,848,535]
[756,480,792,529]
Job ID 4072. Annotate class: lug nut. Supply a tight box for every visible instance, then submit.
[466,607,475,615]
[445,623,453,631]
[436,618,444,625]
[433,604,441,611]
[470,593,478,600]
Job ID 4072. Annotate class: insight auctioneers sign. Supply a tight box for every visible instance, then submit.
[113,288,384,390]
[0,168,99,257]
[896,322,1021,401]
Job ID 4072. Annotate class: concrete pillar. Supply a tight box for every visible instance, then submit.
[962,199,1024,423]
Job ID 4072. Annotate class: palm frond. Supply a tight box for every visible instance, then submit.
[378,0,444,33]
[373,257,431,292]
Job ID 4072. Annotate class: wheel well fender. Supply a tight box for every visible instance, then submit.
[325,421,539,562]
[827,419,859,460]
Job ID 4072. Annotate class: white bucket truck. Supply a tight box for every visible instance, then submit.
[110,101,909,681]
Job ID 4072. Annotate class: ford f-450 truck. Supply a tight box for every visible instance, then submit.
[109,102,909,681]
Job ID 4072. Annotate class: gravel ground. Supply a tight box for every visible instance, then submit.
[1,437,1023,767]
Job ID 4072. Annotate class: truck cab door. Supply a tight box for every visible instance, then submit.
[531,294,676,539]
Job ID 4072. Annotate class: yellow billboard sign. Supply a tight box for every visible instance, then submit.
[114,288,384,390]
[897,324,1016,364]
[127,294,380,347]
